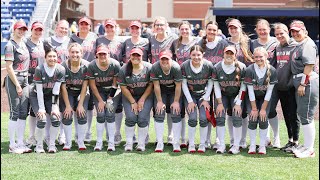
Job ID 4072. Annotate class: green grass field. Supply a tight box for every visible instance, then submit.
[1,112,319,179]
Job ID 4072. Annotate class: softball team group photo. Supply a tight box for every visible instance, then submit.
[3,15,319,159]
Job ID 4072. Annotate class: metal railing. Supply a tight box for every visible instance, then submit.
[43,0,61,38]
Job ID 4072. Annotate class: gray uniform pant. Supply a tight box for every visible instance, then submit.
[214,95,242,127]
[246,96,271,130]
[153,92,182,123]
[184,96,208,127]
[93,90,121,123]
[123,94,153,128]
[4,75,29,121]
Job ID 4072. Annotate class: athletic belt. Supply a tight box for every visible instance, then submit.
[193,90,205,94]
[68,87,81,91]
[293,72,319,80]
[15,71,28,77]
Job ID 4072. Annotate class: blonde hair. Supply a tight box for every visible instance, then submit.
[153,16,167,27]
[272,23,289,33]
[253,47,271,85]
[255,19,270,31]
[68,43,83,54]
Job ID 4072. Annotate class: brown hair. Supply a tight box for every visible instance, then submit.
[201,21,219,50]
[176,21,192,53]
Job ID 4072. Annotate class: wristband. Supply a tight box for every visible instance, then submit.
[300,74,310,86]
[52,95,59,104]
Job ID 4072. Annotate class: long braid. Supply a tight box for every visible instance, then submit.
[265,60,271,85]
[234,60,241,83]
[239,32,253,63]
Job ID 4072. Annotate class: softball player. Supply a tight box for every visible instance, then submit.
[60,43,90,151]
[151,50,183,152]
[173,21,200,148]
[289,20,319,158]
[181,45,214,153]
[197,21,228,150]
[244,47,277,155]
[96,18,124,145]
[30,48,66,153]
[251,19,280,148]
[4,20,31,154]
[44,19,70,146]
[212,46,247,154]
[25,22,46,148]
[87,45,121,151]
[272,23,300,152]
[149,16,178,145]
[70,17,98,144]
[117,47,153,152]
[224,18,254,149]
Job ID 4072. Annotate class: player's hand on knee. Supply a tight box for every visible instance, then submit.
[216,104,225,117]
[187,102,196,114]
[64,105,73,119]
[233,105,242,117]
[156,101,166,115]
[200,100,210,111]
[170,101,180,115]
[259,109,267,122]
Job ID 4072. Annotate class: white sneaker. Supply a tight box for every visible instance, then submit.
[48,145,57,153]
[292,145,305,154]
[258,146,266,154]
[133,134,138,144]
[212,142,220,150]
[94,141,103,151]
[198,144,206,153]
[136,144,145,152]
[265,139,272,147]
[58,134,66,146]
[44,137,50,147]
[204,141,211,149]
[26,136,37,148]
[145,134,149,145]
[107,143,115,151]
[84,132,92,143]
[216,145,226,154]
[9,145,24,154]
[155,142,164,152]
[273,138,281,148]
[294,148,315,158]
[239,141,247,149]
[188,144,196,153]
[62,142,72,151]
[228,145,240,154]
[114,134,122,146]
[248,145,256,154]
[180,139,188,148]
[173,143,181,152]
[124,143,133,152]
[18,144,32,153]
[167,136,173,146]
[34,145,45,153]
[78,141,87,151]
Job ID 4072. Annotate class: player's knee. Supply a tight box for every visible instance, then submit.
[248,122,258,130]
[96,116,105,124]
[154,115,165,123]
[62,118,72,126]
[259,121,268,130]
[232,116,242,128]
[199,119,208,127]
[125,119,136,127]
[188,119,197,127]
[77,116,87,125]
[51,115,60,127]
[268,111,277,119]
[171,115,181,123]
[137,121,148,128]
[216,117,225,127]
[37,120,46,129]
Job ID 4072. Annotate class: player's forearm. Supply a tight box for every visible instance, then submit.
[140,83,153,101]
[174,81,182,102]
[121,86,136,104]
[78,80,88,106]
[153,81,163,102]
[89,79,103,102]
[61,84,71,108]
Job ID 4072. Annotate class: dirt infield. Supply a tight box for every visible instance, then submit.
[0,67,318,120]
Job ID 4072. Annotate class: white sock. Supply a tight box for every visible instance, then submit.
[269,116,280,143]
[241,117,248,143]
[266,123,271,142]
[181,118,186,141]
[8,120,17,146]
[138,126,148,146]
[248,129,257,147]
[167,114,173,139]
[16,119,26,146]
[35,127,44,146]
[155,122,164,143]
[188,126,196,146]
[74,114,78,137]
[77,123,87,143]
[259,128,268,147]
[125,126,135,145]
[49,126,59,146]
[115,112,123,136]
[59,112,65,138]
[216,126,225,147]
[63,124,72,145]
[206,123,212,143]
[172,122,182,145]
[105,121,108,140]
[45,116,50,140]
[86,110,93,134]
[107,122,116,144]
[233,126,242,147]
[302,121,316,149]
[227,115,234,145]
[96,122,104,143]
[28,116,36,138]
[200,126,208,145]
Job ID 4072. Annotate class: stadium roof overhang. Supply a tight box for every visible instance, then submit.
[211,7,319,17]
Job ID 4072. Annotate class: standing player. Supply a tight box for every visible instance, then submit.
[212,46,246,154]
[60,43,90,151]
[30,48,66,153]
[87,45,121,151]
[151,50,183,152]
[44,19,70,146]
[289,20,319,158]
[4,20,31,154]
[149,16,178,145]
[25,21,46,148]
[96,18,124,145]
[173,21,199,148]
[272,23,299,152]
[70,17,98,144]
[244,47,277,155]
[118,47,153,152]
[181,45,214,153]
[251,19,280,148]
[224,18,254,149]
